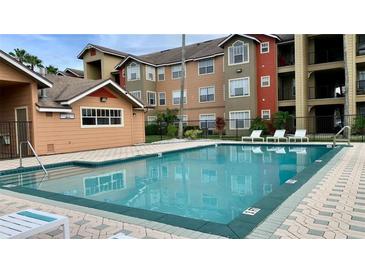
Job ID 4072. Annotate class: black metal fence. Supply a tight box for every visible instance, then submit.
[0,121,32,159]
[145,115,365,143]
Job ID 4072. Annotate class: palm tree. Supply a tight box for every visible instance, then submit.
[46,65,58,74]
[8,48,27,64]
[24,54,44,71]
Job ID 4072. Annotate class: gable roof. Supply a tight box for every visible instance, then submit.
[77,44,129,59]
[37,75,144,111]
[57,68,84,78]
[115,37,227,69]
[0,50,53,89]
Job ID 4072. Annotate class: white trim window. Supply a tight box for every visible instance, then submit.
[261,76,270,87]
[147,116,157,125]
[199,113,216,129]
[229,110,250,129]
[159,92,166,106]
[228,40,249,65]
[260,42,270,54]
[145,66,155,81]
[261,109,271,120]
[172,90,187,105]
[172,65,183,79]
[157,67,165,81]
[147,91,157,106]
[127,62,140,81]
[199,86,215,103]
[130,90,141,100]
[81,107,124,127]
[229,77,249,97]
[198,58,214,75]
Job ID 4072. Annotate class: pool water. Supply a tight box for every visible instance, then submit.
[0,145,331,224]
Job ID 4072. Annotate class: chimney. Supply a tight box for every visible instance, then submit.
[39,67,47,76]
[39,68,47,98]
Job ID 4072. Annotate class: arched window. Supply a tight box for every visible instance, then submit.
[127,62,140,80]
[228,40,249,65]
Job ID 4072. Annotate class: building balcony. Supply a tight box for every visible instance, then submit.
[357,80,365,95]
[308,50,344,65]
[308,86,345,100]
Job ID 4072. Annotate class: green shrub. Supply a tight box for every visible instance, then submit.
[184,125,200,132]
[184,129,203,139]
[353,116,365,134]
[167,124,178,137]
[250,117,268,133]
[273,111,292,130]
[145,124,159,135]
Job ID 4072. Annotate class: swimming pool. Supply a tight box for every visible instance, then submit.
[0,144,340,238]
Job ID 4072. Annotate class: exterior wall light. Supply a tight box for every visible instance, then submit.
[100,97,108,102]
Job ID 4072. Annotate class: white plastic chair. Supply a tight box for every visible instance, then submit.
[266,130,288,142]
[241,130,264,142]
[0,209,69,239]
[288,129,309,142]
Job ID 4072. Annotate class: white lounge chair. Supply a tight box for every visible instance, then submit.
[266,130,288,142]
[109,232,135,239]
[0,209,69,239]
[289,147,307,154]
[241,130,264,142]
[289,129,309,142]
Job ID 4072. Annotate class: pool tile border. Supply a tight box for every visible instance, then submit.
[0,144,343,239]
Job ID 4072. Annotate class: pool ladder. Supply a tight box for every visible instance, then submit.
[333,126,351,147]
[19,140,48,175]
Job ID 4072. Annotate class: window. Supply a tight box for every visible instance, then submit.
[145,66,155,81]
[229,77,249,97]
[260,42,270,54]
[172,90,187,105]
[127,62,140,81]
[157,67,165,81]
[261,109,271,120]
[159,92,166,106]
[175,165,189,180]
[130,90,141,100]
[147,116,157,125]
[199,86,215,102]
[200,114,216,129]
[202,194,217,208]
[229,110,250,129]
[261,76,270,87]
[175,115,188,127]
[84,171,125,196]
[81,107,123,127]
[198,58,214,75]
[172,65,183,79]
[228,40,249,65]
[147,91,156,106]
[201,168,218,183]
[231,175,253,196]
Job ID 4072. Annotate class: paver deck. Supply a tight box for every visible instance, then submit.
[1,141,363,239]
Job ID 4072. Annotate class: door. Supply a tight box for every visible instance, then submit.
[15,107,28,154]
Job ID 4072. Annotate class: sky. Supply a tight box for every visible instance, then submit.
[0,34,225,71]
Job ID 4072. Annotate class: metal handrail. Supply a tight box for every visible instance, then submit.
[333,126,351,146]
[19,141,48,175]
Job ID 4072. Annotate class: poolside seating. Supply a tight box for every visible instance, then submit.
[252,147,263,154]
[109,232,135,239]
[288,129,309,143]
[266,130,288,143]
[241,130,264,142]
[289,147,307,154]
[0,209,70,239]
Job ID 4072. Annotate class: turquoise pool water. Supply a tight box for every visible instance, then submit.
[0,145,331,225]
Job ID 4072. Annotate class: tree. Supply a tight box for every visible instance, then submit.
[178,34,186,139]
[273,111,291,130]
[215,117,226,138]
[46,65,58,74]
[156,108,178,124]
[8,48,27,64]
[24,54,44,71]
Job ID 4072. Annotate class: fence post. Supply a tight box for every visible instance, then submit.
[236,119,238,141]
[159,121,162,141]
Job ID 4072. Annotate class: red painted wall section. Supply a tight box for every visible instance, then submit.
[119,67,126,89]
[88,87,117,98]
[253,35,278,120]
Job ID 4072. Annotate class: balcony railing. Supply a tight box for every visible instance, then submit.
[278,89,295,100]
[357,80,365,95]
[308,49,344,65]
[278,55,295,67]
[308,86,345,99]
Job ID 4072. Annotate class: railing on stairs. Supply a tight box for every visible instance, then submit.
[19,141,48,175]
[333,126,351,147]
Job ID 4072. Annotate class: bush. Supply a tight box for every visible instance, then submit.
[145,124,159,135]
[250,117,268,133]
[353,116,365,134]
[273,111,292,130]
[167,124,178,137]
[216,117,225,138]
[184,129,203,139]
[184,125,200,132]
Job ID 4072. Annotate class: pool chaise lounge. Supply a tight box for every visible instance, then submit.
[241,130,264,142]
[0,209,70,239]
[289,129,309,142]
[266,130,288,143]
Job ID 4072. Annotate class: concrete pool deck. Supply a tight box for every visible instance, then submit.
[0,140,362,239]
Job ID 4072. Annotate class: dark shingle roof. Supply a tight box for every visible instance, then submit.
[77,44,129,59]
[65,68,84,77]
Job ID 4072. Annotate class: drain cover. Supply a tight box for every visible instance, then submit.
[315,160,322,163]
[3,184,17,188]
[285,179,297,184]
[242,207,261,216]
